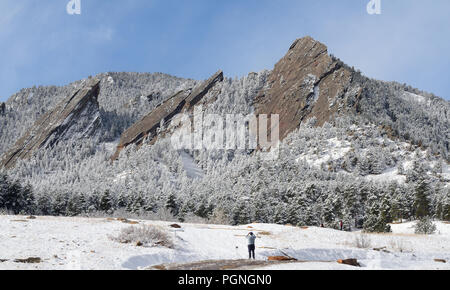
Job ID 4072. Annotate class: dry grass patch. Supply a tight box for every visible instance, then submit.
[365,232,424,238]
[268,256,297,261]
[110,225,174,248]
[354,234,372,249]
[14,257,41,264]
[257,231,272,236]
[115,217,139,224]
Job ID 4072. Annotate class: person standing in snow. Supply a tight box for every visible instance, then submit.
[246,232,257,260]
[339,220,343,231]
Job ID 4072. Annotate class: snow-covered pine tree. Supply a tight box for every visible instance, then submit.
[413,179,431,219]
[99,190,113,213]
[231,200,252,226]
[363,190,392,233]
[165,192,179,216]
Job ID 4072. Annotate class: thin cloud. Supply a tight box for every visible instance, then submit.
[88,26,115,42]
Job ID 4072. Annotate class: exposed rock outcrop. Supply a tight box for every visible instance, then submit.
[0,102,5,115]
[337,259,361,267]
[1,79,101,169]
[111,70,223,160]
[255,36,361,141]
[267,256,297,261]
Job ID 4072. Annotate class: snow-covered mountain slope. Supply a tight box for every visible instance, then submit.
[0,72,197,157]
[1,79,102,169]
[0,37,448,228]
[179,151,204,179]
[0,215,448,270]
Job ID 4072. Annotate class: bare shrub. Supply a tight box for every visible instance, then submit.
[182,213,209,224]
[414,217,437,235]
[388,238,408,252]
[110,225,174,248]
[208,208,230,225]
[354,233,371,249]
[0,208,14,215]
[148,208,178,222]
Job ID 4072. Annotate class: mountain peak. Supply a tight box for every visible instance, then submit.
[255,36,358,141]
[289,36,323,51]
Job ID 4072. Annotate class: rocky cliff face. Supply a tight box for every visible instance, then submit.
[255,36,361,141]
[1,36,447,175]
[111,70,223,160]
[0,102,5,115]
[1,78,101,169]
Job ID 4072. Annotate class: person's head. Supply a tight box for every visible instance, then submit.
[249,232,254,236]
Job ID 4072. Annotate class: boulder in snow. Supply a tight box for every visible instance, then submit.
[268,256,297,261]
[337,259,360,267]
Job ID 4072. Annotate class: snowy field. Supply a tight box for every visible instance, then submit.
[0,215,449,270]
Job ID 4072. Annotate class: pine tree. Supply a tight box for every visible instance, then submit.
[0,179,35,215]
[99,190,113,213]
[53,192,68,216]
[116,193,127,209]
[441,190,450,221]
[343,185,358,228]
[35,193,52,215]
[286,200,300,226]
[20,184,35,214]
[231,201,251,226]
[253,196,270,223]
[66,193,82,216]
[389,183,402,222]
[165,193,178,216]
[321,197,335,228]
[342,208,353,231]
[0,173,10,209]
[127,192,145,214]
[379,193,392,225]
[86,192,100,213]
[414,216,437,235]
[413,179,430,219]
[78,193,87,213]
[363,191,392,233]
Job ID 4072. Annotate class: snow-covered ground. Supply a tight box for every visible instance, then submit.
[295,137,352,167]
[180,151,204,179]
[0,215,449,270]
[365,167,406,184]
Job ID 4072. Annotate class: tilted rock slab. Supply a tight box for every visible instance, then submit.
[111,70,223,160]
[1,79,101,169]
[255,36,361,141]
[0,102,5,115]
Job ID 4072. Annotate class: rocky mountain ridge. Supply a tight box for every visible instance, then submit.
[1,36,448,171]
[1,78,101,169]
[111,70,223,160]
[255,36,361,142]
[0,36,448,227]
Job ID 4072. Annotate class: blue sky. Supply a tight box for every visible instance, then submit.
[0,0,449,101]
